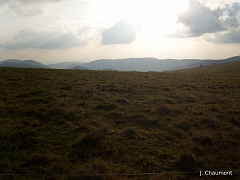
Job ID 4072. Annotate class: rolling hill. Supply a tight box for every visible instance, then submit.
[38,55,240,71]
[0,59,50,68]
[47,62,86,69]
[1,55,240,71]
[81,58,210,71]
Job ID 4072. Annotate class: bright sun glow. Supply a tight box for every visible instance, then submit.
[93,0,188,43]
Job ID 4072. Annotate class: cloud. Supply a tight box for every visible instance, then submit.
[0,0,53,16]
[0,27,87,49]
[222,2,240,28]
[101,20,138,45]
[166,29,193,38]
[78,26,99,42]
[167,0,225,38]
[0,0,67,6]
[206,29,240,43]
[8,3,45,16]
[166,0,240,43]
[0,0,88,16]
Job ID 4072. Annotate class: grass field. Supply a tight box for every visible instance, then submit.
[0,62,240,179]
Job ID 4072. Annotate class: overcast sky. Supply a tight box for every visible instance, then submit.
[0,0,240,63]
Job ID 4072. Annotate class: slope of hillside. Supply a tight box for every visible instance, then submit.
[0,66,239,179]
[173,61,240,73]
[223,55,240,63]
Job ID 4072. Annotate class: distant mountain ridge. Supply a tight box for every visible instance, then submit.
[0,59,49,69]
[47,62,85,69]
[80,56,240,72]
[1,55,240,72]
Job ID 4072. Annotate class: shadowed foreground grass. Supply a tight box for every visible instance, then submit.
[0,63,240,179]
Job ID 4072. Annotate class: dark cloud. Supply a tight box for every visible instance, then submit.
[228,2,240,16]
[223,2,240,28]
[207,29,240,43]
[167,0,225,38]
[166,0,240,43]
[101,20,138,45]
[0,27,86,49]
[212,7,225,18]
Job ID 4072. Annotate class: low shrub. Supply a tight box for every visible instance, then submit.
[95,104,117,111]
[122,127,136,138]
[116,98,129,105]
[192,134,214,145]
[176,152,198,171]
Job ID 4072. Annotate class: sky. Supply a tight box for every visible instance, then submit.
[0,0,240,64]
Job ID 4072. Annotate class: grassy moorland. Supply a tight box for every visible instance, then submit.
[0,62,239,180]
